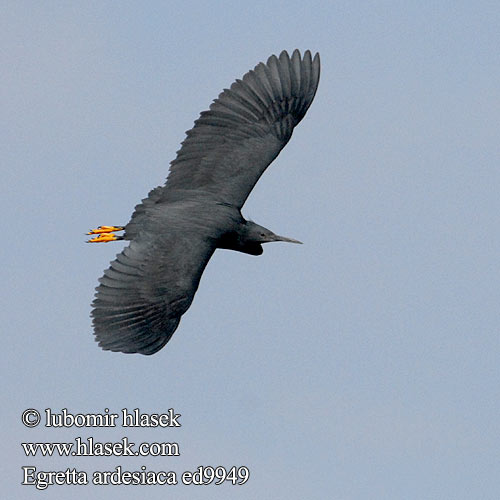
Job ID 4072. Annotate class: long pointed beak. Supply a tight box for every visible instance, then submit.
[273,234,303,244]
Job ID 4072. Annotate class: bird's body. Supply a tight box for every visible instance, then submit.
[90,50,320,355]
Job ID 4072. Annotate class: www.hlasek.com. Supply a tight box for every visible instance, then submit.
[22,437,179,457]
[20,408,250,489]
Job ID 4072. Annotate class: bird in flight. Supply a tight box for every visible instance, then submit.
[89,49,320,355]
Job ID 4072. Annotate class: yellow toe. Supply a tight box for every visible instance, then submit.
[87,233,122,243]
[87,225,125,235]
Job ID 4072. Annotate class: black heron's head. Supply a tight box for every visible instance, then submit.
[238,221,302,256]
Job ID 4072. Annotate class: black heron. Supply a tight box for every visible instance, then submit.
[89,49,320,355]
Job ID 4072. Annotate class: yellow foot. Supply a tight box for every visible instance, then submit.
[87,233,124,243]
[87,225,125,235]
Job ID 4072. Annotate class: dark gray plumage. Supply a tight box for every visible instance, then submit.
[91,49,320,355]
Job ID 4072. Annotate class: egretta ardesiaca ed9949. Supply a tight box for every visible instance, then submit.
[89,49,320,355]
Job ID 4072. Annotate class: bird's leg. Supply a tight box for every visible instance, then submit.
[86,225,125,243]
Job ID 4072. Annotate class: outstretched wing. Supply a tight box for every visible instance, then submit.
[161,49,320,208]
[92,232,216,355]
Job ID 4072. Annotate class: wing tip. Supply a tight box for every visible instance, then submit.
[92,313,179,355]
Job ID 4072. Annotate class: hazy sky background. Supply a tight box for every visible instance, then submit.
[2,1,499,498]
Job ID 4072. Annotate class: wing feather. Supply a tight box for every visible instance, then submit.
[92,234,215,355]
[158,49,320,208]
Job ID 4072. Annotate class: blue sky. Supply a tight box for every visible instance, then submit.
[2,1,499,498]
